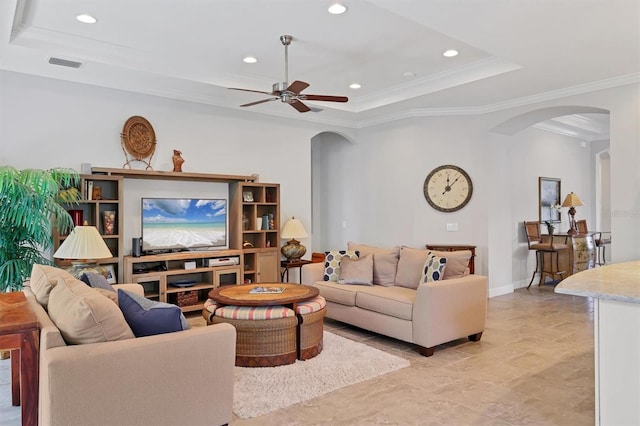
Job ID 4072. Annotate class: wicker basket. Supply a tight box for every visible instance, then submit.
[212,315,298,367]
[174,290,198,307]
[298,306,326,360]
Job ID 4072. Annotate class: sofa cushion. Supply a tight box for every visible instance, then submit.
[118,290,190,337]
[347,242,400,286]
[323,250,359,282]
[421,254,447,283]
[48,276,135,344]
[428,250,472,279]
[28,264,76,309]
[312,281,358,306]
[80,272,114,291]
[338,254,373,285]
[395,246,430,289]
[215,305,295,320]
[354,286,415,321]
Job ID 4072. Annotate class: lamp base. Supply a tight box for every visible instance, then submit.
[65,262,108,280]
[281,239,307,262]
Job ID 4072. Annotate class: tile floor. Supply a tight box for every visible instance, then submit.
[0,284,595,426]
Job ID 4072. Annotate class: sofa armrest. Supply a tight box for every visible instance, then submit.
[301,262,325,285]
[412,275,488,349]
[41,323,236,426]
[112,283,144,296]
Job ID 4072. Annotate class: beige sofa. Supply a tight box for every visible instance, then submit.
[23,268,236,426]
[301,243,488,356]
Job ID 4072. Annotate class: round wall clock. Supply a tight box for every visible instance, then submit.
[423,165,473,212]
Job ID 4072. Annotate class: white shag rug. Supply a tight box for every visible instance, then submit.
[233,331,410,419]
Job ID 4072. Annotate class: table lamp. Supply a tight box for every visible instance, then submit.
[280,217,308,262]
[561,192,584,235]
[53,225,113,278]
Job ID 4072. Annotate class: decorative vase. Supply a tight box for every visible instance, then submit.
[547,225,555,235]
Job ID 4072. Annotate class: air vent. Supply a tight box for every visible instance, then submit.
[48,57,82,68]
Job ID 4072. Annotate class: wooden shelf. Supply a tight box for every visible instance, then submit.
[92,167,257,183]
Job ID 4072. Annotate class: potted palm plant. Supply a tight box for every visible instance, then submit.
[0,166,81,292]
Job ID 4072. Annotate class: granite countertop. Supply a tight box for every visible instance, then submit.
[555,260,640,303]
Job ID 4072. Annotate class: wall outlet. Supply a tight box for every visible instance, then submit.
[446,223,459,232]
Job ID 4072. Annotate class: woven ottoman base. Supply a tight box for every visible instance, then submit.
[212,315,298,367]
[298,306,326,361]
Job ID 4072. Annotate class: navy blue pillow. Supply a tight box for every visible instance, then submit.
[117,290,189,337]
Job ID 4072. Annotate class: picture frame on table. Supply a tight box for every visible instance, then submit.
[105,265,116,284]
[242,191,254,202]
[538,177,561,223]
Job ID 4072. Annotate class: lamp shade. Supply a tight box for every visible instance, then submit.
[281,217,308,239]
[561,192,584,208]
[53,226,112,260]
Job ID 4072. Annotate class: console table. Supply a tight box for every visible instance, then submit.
[0,292,39,426]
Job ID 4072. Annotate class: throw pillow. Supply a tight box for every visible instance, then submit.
[323,250,359,282]
[420,254,447,283]
[347,242,400,286]
[427,249,472,279]
[338,254,374,285]
[27,264,76,309]
[395,246,430,289]
[80,272,114,291]
[47,276,134,344]
[118,290,190,337]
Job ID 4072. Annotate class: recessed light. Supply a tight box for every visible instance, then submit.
[76,14,97,24]
[443,49,459,58]
[243,56,257,64]
[402,71,416,78]
[328,3,347,14]
[349,83,361,89]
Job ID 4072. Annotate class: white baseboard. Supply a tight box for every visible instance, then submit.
[488,283,515,298]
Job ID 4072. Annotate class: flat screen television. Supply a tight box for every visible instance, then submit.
[141,198,228,253]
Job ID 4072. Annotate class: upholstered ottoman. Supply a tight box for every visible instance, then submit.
[296,296,326,360]
[207,303,298,367]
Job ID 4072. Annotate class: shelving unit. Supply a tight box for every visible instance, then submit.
[230,182,280,283]
[54,174,124,281]
[54,168,281,286]
[123,250,243,312]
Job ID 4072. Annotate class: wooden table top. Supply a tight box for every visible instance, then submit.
[0,292,38,335]
[208,283,319,307]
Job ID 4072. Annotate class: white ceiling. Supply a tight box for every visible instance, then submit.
[1,0,637,138]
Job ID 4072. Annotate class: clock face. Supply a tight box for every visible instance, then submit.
[423,165,473,212]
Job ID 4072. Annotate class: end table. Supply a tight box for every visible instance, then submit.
[0,292,39,426]
[280,259,312,283]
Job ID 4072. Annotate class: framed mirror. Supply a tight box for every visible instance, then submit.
[539,177,562,223]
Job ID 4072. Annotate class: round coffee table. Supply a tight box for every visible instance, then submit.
[208,283,319,309]
[207,284,320,367]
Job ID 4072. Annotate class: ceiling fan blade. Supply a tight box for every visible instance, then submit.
[229,87,274,96]
[290,100,311,113]
[240,98,278,107]
[303,94,349,103]
[286,80,310,95]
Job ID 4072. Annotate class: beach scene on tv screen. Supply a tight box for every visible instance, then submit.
[142,198,226,250]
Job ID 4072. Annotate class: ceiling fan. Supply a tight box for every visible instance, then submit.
[229,35,348,113]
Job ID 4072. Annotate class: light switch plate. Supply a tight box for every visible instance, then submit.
[446,223,459,232]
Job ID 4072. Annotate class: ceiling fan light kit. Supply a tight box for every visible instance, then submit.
[229,35,348,113]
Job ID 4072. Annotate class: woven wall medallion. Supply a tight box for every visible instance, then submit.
[121,116,156,170]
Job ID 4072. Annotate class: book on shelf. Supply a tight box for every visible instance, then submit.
[249,286,285,294]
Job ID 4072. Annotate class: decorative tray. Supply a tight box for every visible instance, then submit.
[170,280,197,288]
[122,116,156,160]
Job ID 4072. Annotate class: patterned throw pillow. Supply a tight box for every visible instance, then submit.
[323,250,359,282]
[420,254,447,283]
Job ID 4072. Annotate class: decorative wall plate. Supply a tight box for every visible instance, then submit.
[121,116,156,169]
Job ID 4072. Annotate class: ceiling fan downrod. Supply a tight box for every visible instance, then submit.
[272,35,293,97]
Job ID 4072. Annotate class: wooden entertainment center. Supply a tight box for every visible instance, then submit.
[54,167,281,312]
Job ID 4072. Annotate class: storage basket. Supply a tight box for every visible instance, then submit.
[174,290,198,307]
